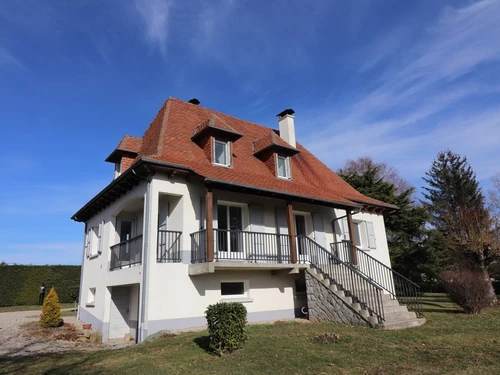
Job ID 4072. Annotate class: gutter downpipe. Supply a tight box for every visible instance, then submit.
[77,223,87,320]
[134,168,152,343]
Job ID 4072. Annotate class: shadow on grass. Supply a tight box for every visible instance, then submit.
[421,308,462,314]
[193,336,212,354]
[0,351,93,375]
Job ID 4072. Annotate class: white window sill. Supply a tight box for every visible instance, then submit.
[213,162,232,168]
[220,297,253,303]
[88,254,99,260]
[85,303,95,308]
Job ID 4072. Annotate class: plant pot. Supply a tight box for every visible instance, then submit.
[82,324,92,330]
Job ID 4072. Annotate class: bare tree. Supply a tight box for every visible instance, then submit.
[443,205,499,304]
[489,172,500,217]
[339,156,412,194]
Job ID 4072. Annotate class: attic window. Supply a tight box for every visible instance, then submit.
[214,139,230,167]
[277,155,291,179]
[114,162,121,179]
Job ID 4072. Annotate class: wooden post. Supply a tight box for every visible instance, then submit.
[346,210,358,266]
[206,188,214,262]
[286,201,297,264]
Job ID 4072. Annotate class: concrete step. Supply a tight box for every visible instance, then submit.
[351,302,361,311]
[359,309,370,318]
[367,316,379,325]
[381,299,401,308]
[381,318,426,330]
[321,279,330,287]
[382,305,409,315]
[384,311,417,322]
[328,284,338,292]
[342,296,353,304]
[334,290,345,298]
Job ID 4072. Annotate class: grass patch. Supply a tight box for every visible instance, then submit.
[1,294,500,374]
[0,303,74,313]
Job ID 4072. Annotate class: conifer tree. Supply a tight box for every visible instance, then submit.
[40,286,62,328]
[422,150,498,303]
[338,161,431,282]
[422,150,484,231]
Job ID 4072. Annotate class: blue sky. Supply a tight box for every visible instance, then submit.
[1,0,499,265]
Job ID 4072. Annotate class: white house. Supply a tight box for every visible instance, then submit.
[72,98,424,343]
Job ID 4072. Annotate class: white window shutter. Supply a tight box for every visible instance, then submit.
[341,217,350,241]
[199,197,205,230]
[366,221,377,249]
[87,228,92,257]
[97,221,104,254]
[312,213,326,248]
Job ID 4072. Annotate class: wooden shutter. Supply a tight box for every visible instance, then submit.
[97,221,104,254]
[87,228,92,257]
[341,217,350,241]
[158,202,169,230]
[312,214,326,248]
[366,221,377,249]
[199,197,205,230]
[249,206,265,259]
[276,209,290,261]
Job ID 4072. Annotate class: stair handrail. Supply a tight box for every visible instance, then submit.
[298,235,385,324]
[331,240,423,318]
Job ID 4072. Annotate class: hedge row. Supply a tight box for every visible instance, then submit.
[0,265,81,306]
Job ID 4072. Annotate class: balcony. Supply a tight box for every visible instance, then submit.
[110,235,143,271]
[157,230,182,262]
[189,229,308,275]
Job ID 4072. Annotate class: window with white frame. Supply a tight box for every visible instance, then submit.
[220,281,251,302]
[341,218,376,250]
[87,288,96,306]
[276,155,291,179]
[114,161,121,179]
[213,139,230,167]
[86,221,104,258]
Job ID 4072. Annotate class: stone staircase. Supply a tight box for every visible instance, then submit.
[307,267,426,330]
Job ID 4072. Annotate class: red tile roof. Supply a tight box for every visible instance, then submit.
[193,114,242,139]
[253,131,299,156]
[117,135,142,153]
[125,97,396,209]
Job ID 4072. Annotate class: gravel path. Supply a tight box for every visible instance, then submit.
[0,310,99,357]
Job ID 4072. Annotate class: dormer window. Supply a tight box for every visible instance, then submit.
[214,139,231,167]
[277,155,291,179]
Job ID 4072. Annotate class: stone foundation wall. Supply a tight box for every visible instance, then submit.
[306,270,370,326]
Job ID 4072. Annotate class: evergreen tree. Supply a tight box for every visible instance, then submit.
[422,150,498,303]
[40,286,62,328]
[338,162,431,282]
[422,150,484,232]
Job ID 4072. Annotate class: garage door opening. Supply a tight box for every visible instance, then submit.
[109,284,139,342]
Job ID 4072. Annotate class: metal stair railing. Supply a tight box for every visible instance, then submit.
[298,236,385,324]
[331,240,423,318]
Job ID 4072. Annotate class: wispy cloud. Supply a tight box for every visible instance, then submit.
[303,0,500,188]
[132,0,172,59]
[0,46,26,70]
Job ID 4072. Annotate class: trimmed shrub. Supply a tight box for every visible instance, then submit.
[440,268,491,314]
[205,302,247,355]
[0,265,80,306]
[40,287,62,328]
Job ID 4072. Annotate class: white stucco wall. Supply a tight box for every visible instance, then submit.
[78,181,147,337]
[77,171,395,341]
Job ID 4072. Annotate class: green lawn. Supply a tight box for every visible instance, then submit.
[1,294,500,375]
[0,303,75,313]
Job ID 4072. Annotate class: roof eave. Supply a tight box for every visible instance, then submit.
[205,178,361,210]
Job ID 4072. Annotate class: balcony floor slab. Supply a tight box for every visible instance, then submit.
[188,262,309,276]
